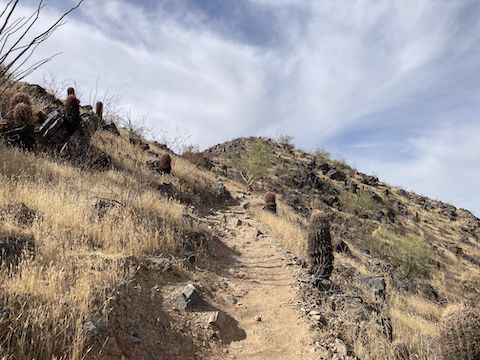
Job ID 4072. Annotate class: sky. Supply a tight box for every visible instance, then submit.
[3,0,480,216]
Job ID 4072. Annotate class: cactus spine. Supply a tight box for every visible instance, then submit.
[307,213,334,281]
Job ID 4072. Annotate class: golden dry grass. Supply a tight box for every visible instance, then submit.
[0,128,216,359]
[251,201,307,257]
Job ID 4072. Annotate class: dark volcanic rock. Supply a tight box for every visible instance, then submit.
[172,284,207,311]
[101,122,120,136]
[327,169,347,182]
[321,195,339,207]
[361,276,387,301]
[318,163,331,174]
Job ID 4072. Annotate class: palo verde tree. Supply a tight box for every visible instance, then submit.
[234,139,274,189]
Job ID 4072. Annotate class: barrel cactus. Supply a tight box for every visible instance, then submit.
[8,92,31,110]
[307,213,334,281]
[11,103,34,127]
[96,101,103,120]
[65,94,80,132]
[159,154,172,174]
[264,192,277,213]
[440,304,480,360]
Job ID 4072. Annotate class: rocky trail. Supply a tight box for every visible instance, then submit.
[205,195,317,360]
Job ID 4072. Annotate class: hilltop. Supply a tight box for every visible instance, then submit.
[0,82,479,359]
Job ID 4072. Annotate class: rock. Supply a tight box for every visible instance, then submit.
[84,316,108,337]
[1,125,36,151]
[318,163,331,174]
[333,239,351,254]
[0,234,35,264]
[419,283,441,302]
[172,284,206,311]
[212,182,227,198]
[321,195,339,207]
[255,315,262,322]
[146,160,160,171]
[208,311,227,328]
[101,122,120,136]
[334,338,348,356]
[94,199,118,219]
[362,175,379,186]
[361,276,387,301]
[235,219,243,227]
[5,202,36,227]
[127,335,141,346]
[371,193,383,203]
[157,183,177,198]
[327,169,347,182]
[90,152,113,170]
[242,202,251,210]
[255,229,263,238]
[147,256,173,272]
[207,310,247,343]
[147,150,159,157]
[264,203,277,214]
[38,108,68,144]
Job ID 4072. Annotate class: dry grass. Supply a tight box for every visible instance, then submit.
[251,202,307,257]
[0,128,215,359]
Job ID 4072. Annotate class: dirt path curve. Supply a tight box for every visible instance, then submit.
[208,196,316,360]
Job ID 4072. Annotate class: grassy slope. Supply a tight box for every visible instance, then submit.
[205,137,480,359]
[0,125,220,358]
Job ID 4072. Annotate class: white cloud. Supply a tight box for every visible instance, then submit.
[354,120,480,215]
[2,0,479,214]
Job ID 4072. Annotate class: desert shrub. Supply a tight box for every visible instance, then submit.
[336,158,354,174]
[340,190,382,214]
[367,225,435,281]
[314,147,331,162]
[277,133,294,146]
[182,145,211,170]
[234,139,274,188]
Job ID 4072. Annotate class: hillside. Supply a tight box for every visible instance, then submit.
[0,83,479,359]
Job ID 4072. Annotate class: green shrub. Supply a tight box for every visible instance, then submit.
[314,147,331,162]
[234,140,273,188]
[277,134,294,146]
[340,190,381,214]
[367,225,435,280]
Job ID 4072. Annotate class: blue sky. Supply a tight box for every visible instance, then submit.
[5,0,480,216]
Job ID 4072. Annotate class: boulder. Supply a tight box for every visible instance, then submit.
[318,163,331,174]
[172,284,206,311]
[362,175,379,186]
[327,169,347,182]
[1,125,36,151]
[101,122,120,136]
[321,195,339,207]
[361,276,387,301]
[212,182,228,198]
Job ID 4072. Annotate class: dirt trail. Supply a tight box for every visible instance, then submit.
[208,197,316,360]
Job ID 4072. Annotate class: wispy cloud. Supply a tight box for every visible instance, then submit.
[4,0,480,215]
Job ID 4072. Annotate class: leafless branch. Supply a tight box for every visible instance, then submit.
[0,0,83,90]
